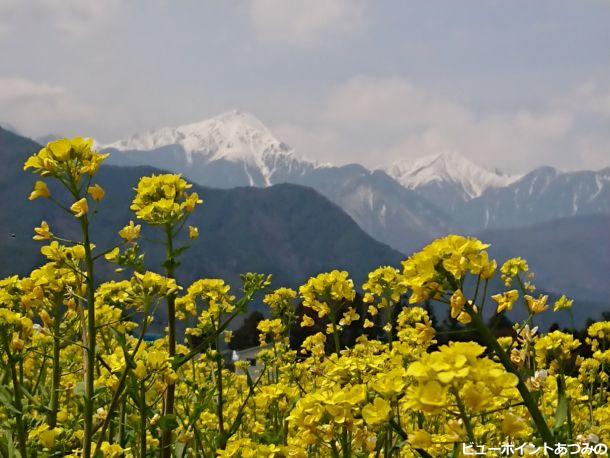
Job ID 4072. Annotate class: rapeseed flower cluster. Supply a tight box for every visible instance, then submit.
[24,137,108,182]
[1,138,606,457]
[130,174,202,226]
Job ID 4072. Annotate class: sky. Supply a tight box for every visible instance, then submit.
[1,0,609,173]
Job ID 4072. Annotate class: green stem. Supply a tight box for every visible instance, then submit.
[341,427,349,457]
[469,310,557,457]
[560,373,574,444]
[80,215,96,458]
[479,280,489,314]
[80,216,96,458]
[47,299,62,428]
[161,224,177,458]
[453,388,476,444]
[225,365,268,442]
[326,304,348,458]
[385,303,393,350]
[216,333,226,449]
[329,308,341,356]
[140,381,147,458]
[5,341,27,458]
[119,397,126,447]
[330,441,341,458]
[389,419,433,458]
[384,425,391,458]
[174,306,246,370]
[93,299,152,455]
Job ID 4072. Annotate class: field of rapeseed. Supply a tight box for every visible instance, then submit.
[1,137,608,457]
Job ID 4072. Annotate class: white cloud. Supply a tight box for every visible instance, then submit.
[248,0,365,46]
[552,81,610,118]
[0,77,96,137]
[324,76,471,130]
[0,0,120,38]
[0,78,63,99]
[273,75,610,173]
[272,121,344,165]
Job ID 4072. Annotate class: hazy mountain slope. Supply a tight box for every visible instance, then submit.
[266,163,450,254]
[459,166,610,230]
[386,153,610,234]
[478,214,610,303]
[421,216,610,329]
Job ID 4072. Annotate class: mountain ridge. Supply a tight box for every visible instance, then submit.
[103,111,610,252]
[1,126,608,323]
[457,165,610,230]
[107,110,327,187]
[0,126,403,294]
[104,111,452,253]
[385,151,520,199]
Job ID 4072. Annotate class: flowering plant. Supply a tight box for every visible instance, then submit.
[0,138,605,457]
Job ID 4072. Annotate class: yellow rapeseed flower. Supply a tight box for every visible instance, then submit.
[88,183,105,201]
[130,174,202,226]
[300,314,314,327]
[119,220,141,242]
[492,289,519,314]
[525,294,548,314]
[28,180,51,200]
[362,397,391,426]
[33,221,53,241]
[188,225,199,239]
[553,294,573,312]
[70,198,89,218]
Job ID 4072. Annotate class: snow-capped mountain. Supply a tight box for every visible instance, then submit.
[105,111,610,253]
[107,110,323,187]
[386,152,520,212]
[105,111,452,252]
[387,151,519,198]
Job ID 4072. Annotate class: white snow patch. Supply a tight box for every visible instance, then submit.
[105,110,325,186]
[386,151,521,199]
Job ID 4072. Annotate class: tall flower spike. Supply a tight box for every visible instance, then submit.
[130,174,202,226]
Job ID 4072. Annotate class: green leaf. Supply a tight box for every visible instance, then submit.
[158,414,179,432]
[0,386,19,415]
[2,430,19,458]
[112,329,135,368]
[74,381,86,397]
[162,258,180,271]
[245,369,254,390]
[0,432,9,458]
[172,246,188,258]
[450,443,459,458]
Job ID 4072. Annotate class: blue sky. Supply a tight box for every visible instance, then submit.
[1,0,609,172]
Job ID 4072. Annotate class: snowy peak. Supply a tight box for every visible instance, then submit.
[107,113,524,198]
[105,111,324,187]
[108,110,296,164]
[386,152,520,199]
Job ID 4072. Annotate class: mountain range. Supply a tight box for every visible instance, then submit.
[2,113,609,325]
[104,110,610,255]
[0,126,402,308]
[105,112,452,253]
[387,151,520,212]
